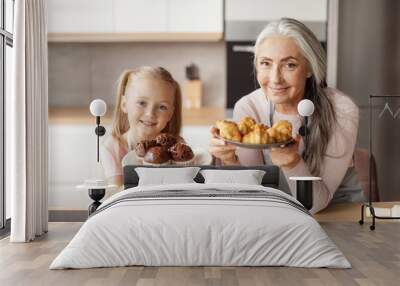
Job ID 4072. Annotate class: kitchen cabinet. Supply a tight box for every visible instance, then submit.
[113,0,168,32]
[225,0,327,22]
[47,0,223,42]
[47,0,113,33]
[168,0,223,32]
[114,0,223,33]
[224,0,327,42]
[49,124,96,210]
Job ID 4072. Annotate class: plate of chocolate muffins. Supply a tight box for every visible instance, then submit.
[134,133,196,166]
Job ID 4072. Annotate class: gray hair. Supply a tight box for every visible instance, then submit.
[254,18,337,176]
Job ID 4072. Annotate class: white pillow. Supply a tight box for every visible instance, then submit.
[200,169,266,185]
[135,167,201,186]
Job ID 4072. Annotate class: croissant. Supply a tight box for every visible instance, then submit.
[266,127,278,143]
[242,124,269,144]
[238,116,256,135]
[216,120,242,142]
[273,120,292,133]
[272,120,292,141]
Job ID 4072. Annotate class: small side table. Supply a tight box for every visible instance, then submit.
[289,176,322,210]
[76,183,118,216]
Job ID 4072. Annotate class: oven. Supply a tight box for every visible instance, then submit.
[226,41,259,109]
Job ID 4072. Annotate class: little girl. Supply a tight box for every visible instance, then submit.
[100,66,182,187]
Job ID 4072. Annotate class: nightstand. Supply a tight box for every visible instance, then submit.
[289,176,322,210]
[76,181,118,215]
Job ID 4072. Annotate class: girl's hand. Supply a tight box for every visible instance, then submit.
[269,135,301,170]
[208,127,238,165]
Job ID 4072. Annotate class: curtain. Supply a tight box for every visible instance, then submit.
[10,0,48,242]
[326,0,339,88]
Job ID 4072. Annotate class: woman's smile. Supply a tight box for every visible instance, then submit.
[269,86,290,93]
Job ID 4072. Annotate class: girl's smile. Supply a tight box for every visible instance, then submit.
[139,120,157,127]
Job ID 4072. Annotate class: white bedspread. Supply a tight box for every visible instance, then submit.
[50,183,350,269]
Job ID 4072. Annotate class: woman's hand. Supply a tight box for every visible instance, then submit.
[269,135,301,170]
[208,127,239,165]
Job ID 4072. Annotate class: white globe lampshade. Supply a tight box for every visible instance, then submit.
[90,99,107,117]
[297,99,315,117]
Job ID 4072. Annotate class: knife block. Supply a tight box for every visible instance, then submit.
[185,80,202,109]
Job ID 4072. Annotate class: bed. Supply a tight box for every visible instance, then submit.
[50,165,350,269]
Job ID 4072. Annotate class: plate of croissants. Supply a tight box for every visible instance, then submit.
[214,116,294,149]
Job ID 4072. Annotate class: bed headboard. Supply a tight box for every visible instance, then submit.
[123,165,280,190]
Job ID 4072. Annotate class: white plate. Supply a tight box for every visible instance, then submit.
[216,135,294,149]
[192,147,213,165]
[121,148,212,166]
[122,151,143,166]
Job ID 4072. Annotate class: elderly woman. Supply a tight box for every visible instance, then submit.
[209,18,364,214]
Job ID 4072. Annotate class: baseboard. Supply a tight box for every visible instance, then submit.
[1,212,87,233]
[49,210,88,222]
[0,218,11,239]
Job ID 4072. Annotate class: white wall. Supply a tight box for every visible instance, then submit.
[336,0,400,201]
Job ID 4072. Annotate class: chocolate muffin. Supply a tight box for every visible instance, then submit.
[135,139,157,158]
[143,146,170,164]
[169,143,194,162]
[155,133,177,148]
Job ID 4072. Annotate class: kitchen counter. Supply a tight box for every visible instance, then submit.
[49,106,228,210]
[49,106,226,126]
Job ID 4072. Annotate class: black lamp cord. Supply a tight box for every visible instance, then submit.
[298,116,309,150]
[96,116,100,162]
[95,116,106,163]
[304,116,308,150]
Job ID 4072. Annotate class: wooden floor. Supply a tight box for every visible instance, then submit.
[0,221,399,286]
